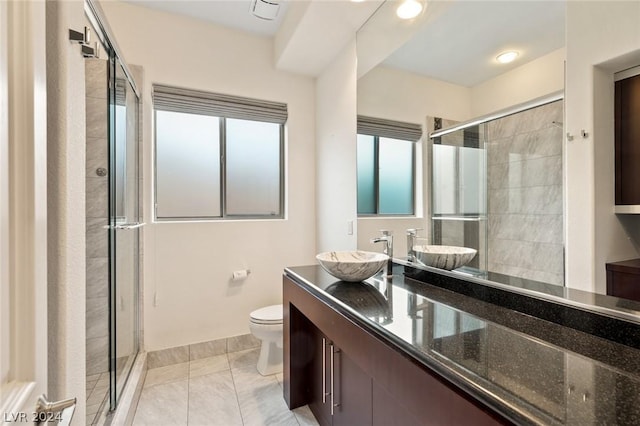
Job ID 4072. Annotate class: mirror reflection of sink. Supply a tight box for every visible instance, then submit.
[325,281,391,319]
[316,251,388,282]
[413,245,477,270]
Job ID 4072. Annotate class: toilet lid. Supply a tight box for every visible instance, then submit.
[250,304,283,324]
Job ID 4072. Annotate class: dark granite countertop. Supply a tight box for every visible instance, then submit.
[285,264,640,426]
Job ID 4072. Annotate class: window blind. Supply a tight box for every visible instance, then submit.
[357,115,422,142]
[115,78,127,106]
[153,84,288,124]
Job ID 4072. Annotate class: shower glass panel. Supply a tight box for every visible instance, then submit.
[430,99,564,285]
[108,57,140,408]
[432,125,487,271]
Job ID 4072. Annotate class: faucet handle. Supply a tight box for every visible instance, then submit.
[406,228,423,236]
[379,229,393,236]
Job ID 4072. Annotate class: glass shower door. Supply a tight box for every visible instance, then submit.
[431,124,488,272]
[108,57,140,408]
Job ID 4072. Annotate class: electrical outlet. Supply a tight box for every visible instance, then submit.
[347,220,354,235]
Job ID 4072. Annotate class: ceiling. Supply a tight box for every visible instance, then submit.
[381,1,566,87]
[122,0,566,85]
[124,0,290,37]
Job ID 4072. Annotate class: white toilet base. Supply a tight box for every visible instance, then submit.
[256,340,283,376]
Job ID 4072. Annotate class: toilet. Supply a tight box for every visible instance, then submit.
[249,304,283,376]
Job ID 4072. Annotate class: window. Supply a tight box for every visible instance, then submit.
[357,116,421,216]
[153,85,286,220]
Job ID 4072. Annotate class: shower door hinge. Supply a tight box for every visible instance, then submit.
[69,27,100,59]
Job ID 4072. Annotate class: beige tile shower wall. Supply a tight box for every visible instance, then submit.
[85,58,109,376]
[486,101,564,285]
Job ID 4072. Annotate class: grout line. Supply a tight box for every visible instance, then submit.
[186,345,191,425]
[227,353,246,426]
[186,360,191,426]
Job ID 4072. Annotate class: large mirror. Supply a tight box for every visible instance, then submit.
[356,1,568,290]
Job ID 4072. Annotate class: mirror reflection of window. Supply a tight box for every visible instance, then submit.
[356,116,420,216]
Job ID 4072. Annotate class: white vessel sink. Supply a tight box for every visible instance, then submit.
[413,245,477,270]
[316,251,388,282]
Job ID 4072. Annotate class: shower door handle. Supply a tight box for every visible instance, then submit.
[34,394,76,426]
[105,222,146,230]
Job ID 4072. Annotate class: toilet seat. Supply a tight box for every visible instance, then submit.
[250,304,282,325]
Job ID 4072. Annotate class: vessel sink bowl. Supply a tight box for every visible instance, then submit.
[413,245,477,270]
[316,251,388,282]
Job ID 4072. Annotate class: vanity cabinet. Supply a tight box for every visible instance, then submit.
[283,274,510,426]
[615,71,640,205]
[308,326,372,426]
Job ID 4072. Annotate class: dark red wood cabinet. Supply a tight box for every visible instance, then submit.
[615,72,640,205]
[307,325,372,426]
[606,259,640,303]
[283,274,510,426]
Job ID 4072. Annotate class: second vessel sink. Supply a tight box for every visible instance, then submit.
[316,251,388,282]
[413,245,477,270]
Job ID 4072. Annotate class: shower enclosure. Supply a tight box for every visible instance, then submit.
[85,0,142,423]
[431,96,564,286]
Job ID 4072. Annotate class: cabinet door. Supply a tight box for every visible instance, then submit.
[372,380,422,426]
[308,328,332,426]
[332,345,373,426]
[615,73,640,204]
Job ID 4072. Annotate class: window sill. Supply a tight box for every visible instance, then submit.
[357,216,423,220]
[153,217,287,224]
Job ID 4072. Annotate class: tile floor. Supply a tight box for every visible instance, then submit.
[86,372,109,425]
[131,348,319,426]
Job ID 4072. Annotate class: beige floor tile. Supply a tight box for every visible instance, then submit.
[232,365,297,426]
[133,379,188,426]
[293,405,320,426]
[189,354,229,379]
[187,370,242,425]
[227,348,260,370]
[144,362,189,388]
[87,386,108,407]
[86,402,103,416]
[120,345,319,426]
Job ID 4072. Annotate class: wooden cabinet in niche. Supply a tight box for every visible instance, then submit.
[606,259,640,303]
[615,72,640,205]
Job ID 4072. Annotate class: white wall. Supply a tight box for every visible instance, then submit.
[46,0,87,421]
[356,65,471,255]
[471,48,565,117]
[102,1,317,350]
[358,65,472,124]
[316,40,358,252]
[565,1,640,292]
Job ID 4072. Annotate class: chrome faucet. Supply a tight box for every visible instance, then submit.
[406,228,422,263]
[371,230,393,277]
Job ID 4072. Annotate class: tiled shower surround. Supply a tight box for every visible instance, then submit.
[486,100,564,285]
[86,58,110,378]
[85,57,110,424]
[432,101,564,285]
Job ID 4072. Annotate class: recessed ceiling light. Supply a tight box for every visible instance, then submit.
[496,51,519,64]
[396,0,423,20]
